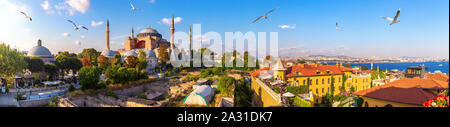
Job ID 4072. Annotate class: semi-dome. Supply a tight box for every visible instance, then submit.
[123,50,138,58]
[137,27,162,38]
[101,50,116,58]
[28,40,53,58]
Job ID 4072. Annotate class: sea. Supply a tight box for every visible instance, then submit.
[328,61,449,74]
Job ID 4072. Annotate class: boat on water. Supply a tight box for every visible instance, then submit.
[438,64,443,67]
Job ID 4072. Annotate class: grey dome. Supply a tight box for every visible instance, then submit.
[137,27,162,38]
[101,50,116,58]
[123,51,138,57]
[28,46,53,58]
[145,50,156,58]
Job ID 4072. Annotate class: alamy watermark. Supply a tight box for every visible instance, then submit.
[169,24,279,68]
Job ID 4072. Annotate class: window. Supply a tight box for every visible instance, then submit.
[328,78,330,84]
[303,80,306,85]
[339,78,341,82]
[322,88,324,94]
[322,79,325,84]
[316,79,319,85]
[316,89,318,95]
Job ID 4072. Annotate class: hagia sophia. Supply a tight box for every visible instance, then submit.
[101,15,189,72]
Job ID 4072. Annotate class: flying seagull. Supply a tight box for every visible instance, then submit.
[67,20,88,30]
[130,1,143,12]
[336,22,343,31]
[20,12,32,21]
[382,8,401,26]
[251,7,279,24]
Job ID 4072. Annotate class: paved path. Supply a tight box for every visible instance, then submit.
[0,94,18,107]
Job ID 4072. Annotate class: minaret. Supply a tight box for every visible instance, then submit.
[131,26,134,38]
[189,25,192,62]
[106,19,110,50]
[170,14,175,51]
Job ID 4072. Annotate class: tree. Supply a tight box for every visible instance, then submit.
[78,48,100,66]
[79,58,92,67]
[157,45,169,68]
[78,66,103,90]
[44,63,58,80]
[0,43,28,86]
[218,76,235,97]
[136,51,148,71]
[125,56,139,68]
[112,54,122,66]
[344,64,351,68]
[361,65,369,71]
[97,55,109,68]
[25,57,44,73]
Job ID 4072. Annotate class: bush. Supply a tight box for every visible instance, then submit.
[15,93,27,100]
[286,85,309,94]
[292,96,312,107]
[234,78,253,107]
[106,89,118,99]
[105,65,140,84]
[218,76,235,97]
[68,85,75,92]
[138,93,147,100]
[78,66,103,90]
[48,97,58,107]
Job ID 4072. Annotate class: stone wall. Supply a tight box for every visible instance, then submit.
[19,99,49,107]
[251,77,282,107]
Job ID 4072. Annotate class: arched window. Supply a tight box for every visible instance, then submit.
[384,104,393,107]
[322,79,325,84]
[303,80,306,85]
[316,79,319,85]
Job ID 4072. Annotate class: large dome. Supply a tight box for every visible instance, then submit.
[137,27,162,38]
[28,40,53,58]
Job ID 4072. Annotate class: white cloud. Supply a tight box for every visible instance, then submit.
[279,24,296,29]
[41,1,55,14]
[62,33,71,37]
[75,40,81,45]
[162,17,183,25]
[66,0,90,14]
[91,20,104,27]
[80,35,86,39]
[53,0,90,16]
[150,0,156,4]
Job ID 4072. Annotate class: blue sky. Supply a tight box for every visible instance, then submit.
[0,0,448,58]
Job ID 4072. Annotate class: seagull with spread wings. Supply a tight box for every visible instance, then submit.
[21,12,32,21]
[382,8,401,26]
[67,20,88,31]
[130,1,143,12]
[251,7,279,24]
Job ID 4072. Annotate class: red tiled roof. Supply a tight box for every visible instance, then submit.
[355,78,449,105]
[285,64,350,77]
[426,73,449,82]
[250,67,270,77]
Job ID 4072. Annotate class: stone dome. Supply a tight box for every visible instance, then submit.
[28,40,53,58]
[137,27,162,38]
[101,50,116,58]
